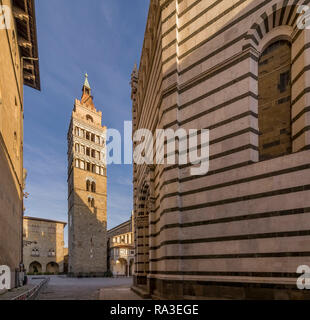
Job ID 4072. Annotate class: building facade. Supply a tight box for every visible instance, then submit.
[23,217,66,274]
[67,75,107,276]
[131,0,310,299]
[107,214,135,276]
[0,0,40,288]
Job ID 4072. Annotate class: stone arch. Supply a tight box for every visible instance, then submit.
[242,0,304,52]
[46,262,59,274]
[86,114,93,122]
[113,258,127,276]
[29,261,42,274]
[242,0,310,154]
[134,165,155,288]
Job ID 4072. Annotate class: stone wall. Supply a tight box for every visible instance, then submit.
[23,217,66,274]
[132,0,310,299]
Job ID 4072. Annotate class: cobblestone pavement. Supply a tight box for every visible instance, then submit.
[36,276,135,300]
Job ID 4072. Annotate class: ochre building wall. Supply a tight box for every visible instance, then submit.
[0,0,25,288]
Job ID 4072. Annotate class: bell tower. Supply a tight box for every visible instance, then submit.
[67,74,107,276]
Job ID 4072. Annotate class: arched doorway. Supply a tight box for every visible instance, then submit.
[46,262,59,274]
[29,261,42,274]
[114,258,127,276]
[258,39,292,160]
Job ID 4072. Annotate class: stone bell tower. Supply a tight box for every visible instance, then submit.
[67,74,107,276]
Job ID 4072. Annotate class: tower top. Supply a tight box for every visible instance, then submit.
[84,73,91,89]
[81,72,95,110]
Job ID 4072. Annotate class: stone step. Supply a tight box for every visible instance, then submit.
[131,285,151,299]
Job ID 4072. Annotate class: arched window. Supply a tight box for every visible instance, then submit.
[86,115,93,122]
[32,248,40,257]
[91,182,96,193]
[88,197,95,208]
[48,249,55,257]
[86,180,90,191]
[258,40,292,160]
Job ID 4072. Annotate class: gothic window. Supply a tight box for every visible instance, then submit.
[91,182,96,193]
[48,249,55,257]
[88,197,95,208]
[86,180,90,191]
[258,40,292,161]
[86,115,93,122]
[86,162,91,171]
[86,148,90,156]
[91,149,96,158]
[32,248,40,257]
[86,132,90,140]
[91,134,95,142]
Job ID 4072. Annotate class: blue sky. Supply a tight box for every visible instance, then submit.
[23,0,150,246]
